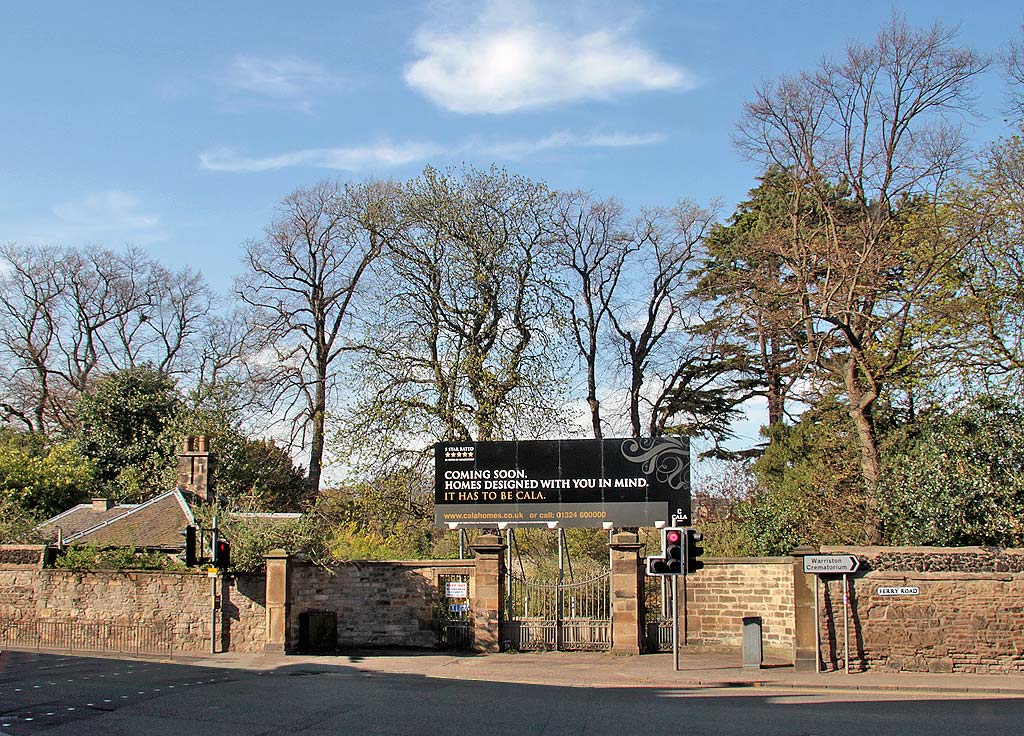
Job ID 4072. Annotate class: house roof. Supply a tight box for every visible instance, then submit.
[38,493,302,552]
[61,490,196,550]
[37,501,140,540]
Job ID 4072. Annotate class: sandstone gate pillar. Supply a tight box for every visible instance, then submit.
[609,531,644,655]
[470,533,505,653]
[265,548,290,653]
[790,545,819,671]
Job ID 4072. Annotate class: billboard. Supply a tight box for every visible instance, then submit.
[434,438,690,529]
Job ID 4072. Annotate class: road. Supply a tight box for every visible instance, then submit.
[2,650,1024,735]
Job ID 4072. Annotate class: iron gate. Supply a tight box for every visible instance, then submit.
[504,570,611,651]
[436,573,472,650]
[643,574,675,652]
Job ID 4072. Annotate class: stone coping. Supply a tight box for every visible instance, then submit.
[291,558,476,570]
[703,556,793,565]
[822,545,1024,555]
[858,571,1024,581]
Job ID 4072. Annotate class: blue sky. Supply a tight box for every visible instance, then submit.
[1,0,1022,295]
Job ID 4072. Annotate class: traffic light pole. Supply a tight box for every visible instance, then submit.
[672,574,680,671]
[211,516,219,654]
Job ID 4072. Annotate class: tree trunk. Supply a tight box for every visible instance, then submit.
[587,351,602,439]
[845,367,883,544]
[629,364,643,438]
[306,376,326,496]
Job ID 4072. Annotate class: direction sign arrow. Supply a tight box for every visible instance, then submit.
[803,554,860,574]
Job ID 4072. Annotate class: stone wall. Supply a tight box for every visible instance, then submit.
[288,559,476,650]
[0,567,267,654]
[683,557,795,654]
[819,546,1024,674]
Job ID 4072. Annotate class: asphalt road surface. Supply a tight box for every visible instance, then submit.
[3,650,1024,735]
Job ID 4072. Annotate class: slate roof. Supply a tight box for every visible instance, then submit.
[60,490,196,550]
[37,501,140,541]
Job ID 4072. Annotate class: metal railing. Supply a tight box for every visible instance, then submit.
[436,573,473,650]
[0,618,173,657]
[505,570,612,651]
[644,573,674,652]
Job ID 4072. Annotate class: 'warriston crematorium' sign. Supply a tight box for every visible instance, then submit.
[434,438,690,529]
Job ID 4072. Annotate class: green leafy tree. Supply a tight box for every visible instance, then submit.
[0,431,95,519]
[696,168,812,430]
[736,18,986,541]
[75,366,181,502]
[950,131,1024,390]
[740,395,867,554]
[169,391,308,511]
[881,396,1024,546]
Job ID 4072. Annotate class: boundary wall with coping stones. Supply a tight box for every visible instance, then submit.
[819,546,1024,674]
[5,544,1024,670]
[0,566,267,653]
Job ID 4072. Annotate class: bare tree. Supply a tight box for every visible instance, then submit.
[237,178,399,494]
[604,200,718,438]
[551,191,629,439]
[0,243,215,433]
[735,16,987,542]
[1004,24,1024,123]
[340,166,570,467]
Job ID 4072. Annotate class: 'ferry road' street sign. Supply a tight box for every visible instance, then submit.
[803,555,860,574]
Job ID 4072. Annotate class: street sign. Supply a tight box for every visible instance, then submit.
[449,602,470,613]
[803,555,860,574]
[445,582,468,598]
[877,586,920,596]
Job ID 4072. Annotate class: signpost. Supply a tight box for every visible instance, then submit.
[804,554,862,674]
[803,555,860,574]
[434,438,691,529]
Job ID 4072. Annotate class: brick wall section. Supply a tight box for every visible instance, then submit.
[820,546,1024,674]
[288,559,475,649]
[684,557,795,653]
[0,568,267,653]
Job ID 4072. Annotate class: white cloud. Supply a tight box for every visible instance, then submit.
[2,190,167,247]
[51,191,160,230]
[199,141,443,173]
[404,2,697,113]
[218,55,344,111]
[483,129,667,159]
[198,128,666,173]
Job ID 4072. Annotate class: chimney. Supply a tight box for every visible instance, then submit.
[91,498,114,512]
[177,435,213,501]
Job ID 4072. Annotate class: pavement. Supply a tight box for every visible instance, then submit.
[151,647,1024,697]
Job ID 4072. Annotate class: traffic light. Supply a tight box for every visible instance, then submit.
[649,527,684,575]
[178,526,196,567]
[685,528,705,574]
[214,539,231,569]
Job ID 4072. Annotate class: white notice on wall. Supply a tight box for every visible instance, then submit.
[445,581,469,598]
[876,586,920,596]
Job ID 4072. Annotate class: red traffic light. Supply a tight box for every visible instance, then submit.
[666,529,681,544]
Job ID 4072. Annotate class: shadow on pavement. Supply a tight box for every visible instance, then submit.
[2,650,1023,736]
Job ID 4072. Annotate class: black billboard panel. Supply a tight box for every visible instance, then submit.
[434,438,690,529]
